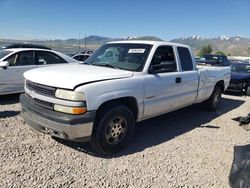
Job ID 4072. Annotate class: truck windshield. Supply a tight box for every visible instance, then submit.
[85,43,152,71]
[231,63,250,74]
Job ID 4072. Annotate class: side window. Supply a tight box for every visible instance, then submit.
[36,51,64,65]
[5,53,18,66]
[177,47,193,71]
[150,46,177,73]
[78,55,84,61]
[6,51,34,66]
[82,55,88,61]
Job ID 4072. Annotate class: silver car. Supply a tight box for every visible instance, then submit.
[0,48,78,95]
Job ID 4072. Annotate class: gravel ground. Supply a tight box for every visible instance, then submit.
[0,94,249,188]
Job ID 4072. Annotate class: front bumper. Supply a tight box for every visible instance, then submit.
[20,93,95,142]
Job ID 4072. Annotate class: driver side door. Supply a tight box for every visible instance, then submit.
[143,46,182,119]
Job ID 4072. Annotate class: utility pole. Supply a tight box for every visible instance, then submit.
[84,35,87,52]
[78,33,81,53]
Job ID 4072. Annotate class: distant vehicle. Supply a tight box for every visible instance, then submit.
[81,50,93,54]
[2,43,51,50]
[0,48,78,95]
[230,60,249,64]
[197,54,230,66]
[72,53,90,62]
[86,50,93,54]
[227,62,250,95]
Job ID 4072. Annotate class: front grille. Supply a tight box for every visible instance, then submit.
[26,80,56,97]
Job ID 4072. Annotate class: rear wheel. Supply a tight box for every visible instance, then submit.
[205,85,222,111]
[91,104,135,155]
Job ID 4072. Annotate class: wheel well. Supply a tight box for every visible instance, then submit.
[215,80,225,92]
[96,97,139,121]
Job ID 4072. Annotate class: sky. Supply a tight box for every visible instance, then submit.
[0,0,250,40]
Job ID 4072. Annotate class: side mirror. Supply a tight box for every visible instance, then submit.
[0,61,9,69]
[148,61,177,74]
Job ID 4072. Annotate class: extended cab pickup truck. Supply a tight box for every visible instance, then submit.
[20,41,231,155]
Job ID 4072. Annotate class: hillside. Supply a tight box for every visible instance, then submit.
[170,35,250,56]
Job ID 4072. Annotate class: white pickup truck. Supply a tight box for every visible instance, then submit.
[20,41,231,155]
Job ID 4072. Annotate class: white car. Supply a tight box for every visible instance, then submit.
[72,53,90,62]
[0,48,79,95]
[20,41,231,155]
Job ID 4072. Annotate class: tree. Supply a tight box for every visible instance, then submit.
[215,51,226,55]
[198,44,213,57]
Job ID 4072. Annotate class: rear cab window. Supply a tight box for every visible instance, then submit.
[177,47,193,71]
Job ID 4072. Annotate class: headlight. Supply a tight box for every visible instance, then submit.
[55,89,85,101]
[54,104,86,115]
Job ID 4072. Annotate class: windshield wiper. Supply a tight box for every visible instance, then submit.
[92,63,120,70]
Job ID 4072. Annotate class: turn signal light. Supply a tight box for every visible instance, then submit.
[54,104,86,115]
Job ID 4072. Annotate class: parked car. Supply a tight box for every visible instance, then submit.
[227,62,250,95]
[72,53,90,62]
[20,41,231,155]
[2,43,51,50]
[197,54,230,66]
[0,48,79,95]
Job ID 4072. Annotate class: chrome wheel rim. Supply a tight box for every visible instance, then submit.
[105,116,127,145]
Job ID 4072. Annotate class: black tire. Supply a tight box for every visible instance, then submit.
[247,86,250,96]
[91,104,135,155]
[205,85,222,111]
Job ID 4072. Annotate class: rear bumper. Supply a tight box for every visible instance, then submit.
[20,93,95,142]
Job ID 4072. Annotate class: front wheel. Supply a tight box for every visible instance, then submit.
[205,85,222,111]
[91,105,135,155]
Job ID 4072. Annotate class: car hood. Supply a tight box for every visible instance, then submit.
[24,64,134,89]
[231,72,250,80]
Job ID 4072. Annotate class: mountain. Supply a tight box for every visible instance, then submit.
[170,35,250,56]
[133,36,163,41]
[1,35,250,56]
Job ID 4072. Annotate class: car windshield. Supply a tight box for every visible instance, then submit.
[85,43,152,71]
[0,50,13,59]
[231,63,250,74]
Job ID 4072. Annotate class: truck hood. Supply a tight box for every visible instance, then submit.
[231,72,250,80]
[24,64,134,89]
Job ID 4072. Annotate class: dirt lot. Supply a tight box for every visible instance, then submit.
[0,94,249,187]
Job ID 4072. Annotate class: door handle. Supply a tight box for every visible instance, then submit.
[176,77,182,83]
